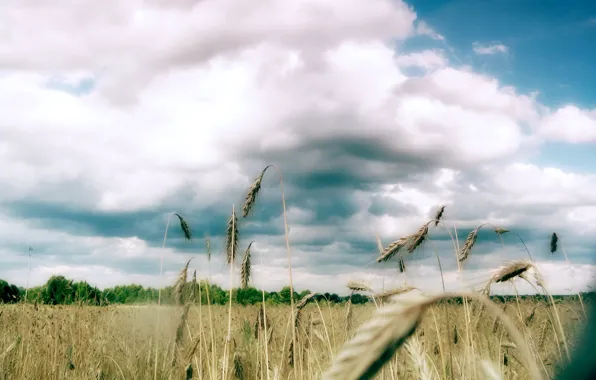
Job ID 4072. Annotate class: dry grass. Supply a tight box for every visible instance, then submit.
[0,298,585,379]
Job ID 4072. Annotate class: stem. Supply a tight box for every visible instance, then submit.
[25,249,32,303]
[155,212,173,380]
[259,249,271,380]
[269,164,297,375]
[559,241,586,318]
[222,204,236,379]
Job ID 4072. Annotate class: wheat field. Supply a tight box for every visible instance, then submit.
[0,296,587,380]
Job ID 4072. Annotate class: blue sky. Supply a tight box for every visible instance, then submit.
[408,0,596,172]
[412,0,596,106]
[0,0,594,295]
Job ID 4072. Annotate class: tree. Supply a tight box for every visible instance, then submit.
[42,275,74,305]
[0,280,21,303]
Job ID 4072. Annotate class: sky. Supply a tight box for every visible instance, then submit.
[0,0,595,296]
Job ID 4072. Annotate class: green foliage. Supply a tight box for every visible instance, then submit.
[5,275,591,307]
[0,279,21,303]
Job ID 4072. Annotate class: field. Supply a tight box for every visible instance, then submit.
[0,297,587,379]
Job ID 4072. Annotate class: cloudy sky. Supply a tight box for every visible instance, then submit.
[1,0,595,296]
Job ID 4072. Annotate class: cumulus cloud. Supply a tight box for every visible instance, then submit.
[473,42,509,55]
[537,105,596,143]
[0,0,594,294]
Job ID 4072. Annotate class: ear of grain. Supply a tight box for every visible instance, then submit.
[174,258,194,305]
[347,280,372,293]
[175,303,191,346]
[205,236,211,262]
[398,257,406,273]
[493,261,533,283]
[495,227,509,235]
[407,223,429,254]
[174,213,192,241]
[240,241,254,289]
[459,229,479,262]
[434,205,446,227]
[226,208,239,264]
[376,236,410,263]
[373,286,417,303]
[189,270,197,301]
[242,166,271,218]
[550,232,558,253]
[296,292,317,310]
[375,235,384,254]
[322,302,423,380]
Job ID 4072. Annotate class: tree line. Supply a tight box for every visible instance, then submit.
[1,276,593,306]
[0,276,370,306]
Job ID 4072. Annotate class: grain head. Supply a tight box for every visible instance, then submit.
[226,208,239,264]
[242,166,271,218]
[240,241,254,289]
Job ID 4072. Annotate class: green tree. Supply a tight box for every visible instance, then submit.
[42,275,74,305]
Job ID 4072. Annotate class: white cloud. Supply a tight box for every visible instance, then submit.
[473,42,509,55]
[415,21,445,41]
[0,0,594,295]
[395,49,448,70]
[537,105,596,143]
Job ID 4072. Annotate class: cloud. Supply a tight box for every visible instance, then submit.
[0,0,594,295]
[537,105,596,143]
[473,42,509,55]
[415,21,445,41]
[395,49,448,70]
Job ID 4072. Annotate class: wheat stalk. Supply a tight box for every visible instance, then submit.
[407,222,430,253]
[155,212,192,380]
[242,164,297,375]
[240,241,254,289]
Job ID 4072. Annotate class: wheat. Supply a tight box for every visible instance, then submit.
[459,228,479,262]
[174,258,194,305]
[373,286,418,303]
[407,223,430,253]
[174,213,192,241]
[242,165,271,218]
[240,242,254,289]
[323,292,542,380]
[549,232,558,254]
[434,205,446,227]
[347,280,372,293]
[376,236,410,263]
[226,208,239,264]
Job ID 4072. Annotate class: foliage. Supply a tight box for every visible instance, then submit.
[2,276,593,306]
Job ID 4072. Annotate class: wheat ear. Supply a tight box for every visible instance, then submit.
[174,257,194,305]
[322,292,542,380]
[240,241,254,289]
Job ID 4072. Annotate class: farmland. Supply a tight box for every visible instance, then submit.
[0,293,589,379]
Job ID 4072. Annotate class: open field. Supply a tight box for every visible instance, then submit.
[0,297,588,379]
